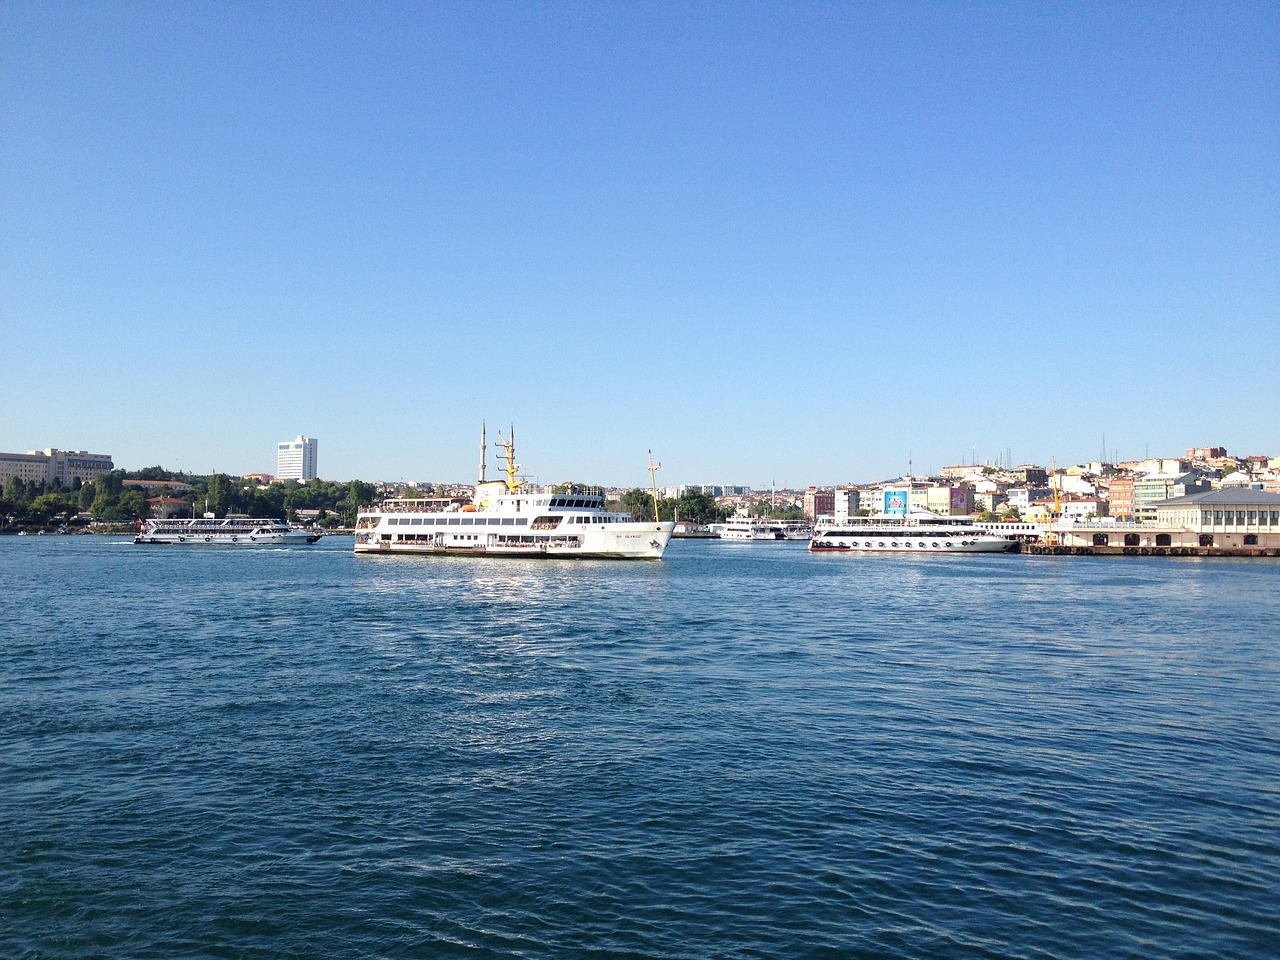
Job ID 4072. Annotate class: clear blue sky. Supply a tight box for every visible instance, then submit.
[3,2,1276,487]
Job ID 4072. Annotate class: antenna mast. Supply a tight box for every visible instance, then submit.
[478,421,487,483]
[647,451,662,523]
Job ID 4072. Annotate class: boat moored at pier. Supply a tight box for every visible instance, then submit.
[134,517,322,545]
[714,519,812,541]
[717,519,787,540]
[809,512,1017,554]
[354,428,675,560]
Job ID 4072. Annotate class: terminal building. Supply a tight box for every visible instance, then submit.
[277,435,318,481]
[1046,489,1280,554]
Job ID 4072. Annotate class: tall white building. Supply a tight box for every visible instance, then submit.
[277,435,318,481]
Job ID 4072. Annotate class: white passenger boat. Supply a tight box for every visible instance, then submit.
[353,428,675,560]
[718,519,788,541]
[133,516,322,545]
[809,511,1016,554]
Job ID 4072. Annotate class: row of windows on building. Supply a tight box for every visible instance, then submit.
[1202,510,1279,526]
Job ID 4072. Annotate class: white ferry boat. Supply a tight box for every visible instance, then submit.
[717,519,787,541]
[133,516,322,545]
[809,512,1017,554]
[353,429,675,560]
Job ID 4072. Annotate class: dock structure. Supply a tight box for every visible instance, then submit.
[985,489,1280,557]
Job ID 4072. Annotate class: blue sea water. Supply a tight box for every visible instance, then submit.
[1,535,1277,959]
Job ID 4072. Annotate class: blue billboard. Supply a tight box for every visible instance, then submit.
[883,490,908,517]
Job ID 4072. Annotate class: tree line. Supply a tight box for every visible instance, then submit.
[0,468,377,529]
[2,469,782,530]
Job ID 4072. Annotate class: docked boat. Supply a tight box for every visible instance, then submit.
[133,516,322,545]
[717,519,788,541]
[780,521,812,540]
[353,428,675,560]
[809,511,1017,553]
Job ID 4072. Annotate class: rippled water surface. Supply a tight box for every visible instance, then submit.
[2,536,1278,958]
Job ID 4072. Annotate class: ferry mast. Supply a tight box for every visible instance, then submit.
[495,427,523,493]
[647,451,662,523]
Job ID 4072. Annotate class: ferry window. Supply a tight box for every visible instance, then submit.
[1201,512,1211,525]
[448,518,460,525]
[1214,511,1223,523]
[461,518,473,525]
[1272,512,1279,524]
[411,518,423,525]
[1244,534,1258,546]
[1247,511,1257,524]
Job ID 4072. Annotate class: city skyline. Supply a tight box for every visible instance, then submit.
[3,4,1277,486]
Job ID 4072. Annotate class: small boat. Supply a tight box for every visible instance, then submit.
[133,516,322,545]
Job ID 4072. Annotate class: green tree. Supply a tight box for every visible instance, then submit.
[342,481,377,526]
[205,473,232,516]
[96,471,125,498]
[4,476,29,506]
[668,489,730,524]
[30,493,69,523]
[252,486,287,518]
[117,490,147,521]
[621,488,659,522]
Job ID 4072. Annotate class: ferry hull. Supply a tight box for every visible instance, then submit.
[809,536,1015,554]
[134,531,321,545]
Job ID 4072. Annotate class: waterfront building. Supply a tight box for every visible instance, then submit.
[1155,489,1280,546]
[277,435,318,481]
[833,487,861,523]
[803,486,835,521]
[0,448,114,487]
[1108,475,1135,520]
[1133,472,1209,522]
[923,485,973,516]
[1047,489,1280,554]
